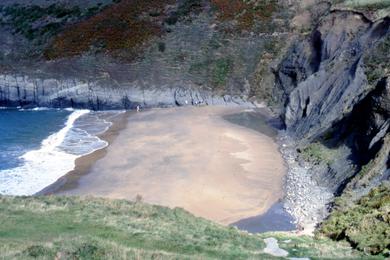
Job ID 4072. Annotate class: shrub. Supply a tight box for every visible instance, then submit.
[211,0,279,31]
[24,245,54,258]
[364,35,390,85]
[44,0,175,60]
[72,243,106,259]
[212,58,232,87]
[299,142,336,165]
[319,183,390,256]
[2,4,83,41]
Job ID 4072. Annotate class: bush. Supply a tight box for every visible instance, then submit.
[72,243,106,259]
[212,58,232,87]
[24,245,54,258]
[364,35,390,85]
[319,183,390,256]
[211,0,279,31]
[299,142,336,165]
[1,4,83,41]
[44,0,175,60]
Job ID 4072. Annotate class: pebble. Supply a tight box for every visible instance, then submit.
[278,132,333,230]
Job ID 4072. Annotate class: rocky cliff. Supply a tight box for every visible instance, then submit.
[283,5,388,175]
[276,1,389,255]
[276,1,389,191]
[0,0,292,109]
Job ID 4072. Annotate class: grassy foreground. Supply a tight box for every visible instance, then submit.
[0,196,381,259]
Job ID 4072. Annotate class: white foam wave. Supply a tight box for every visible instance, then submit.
[19,107,53,111]
[0,109,110,196]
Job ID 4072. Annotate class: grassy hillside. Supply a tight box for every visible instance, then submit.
[0,196,376,259]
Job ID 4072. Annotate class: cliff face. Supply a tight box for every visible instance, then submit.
[275,2,389,254]
[280,12,389,141]
[0,0,291,109]
[276,5,389,193]
[0,74,252,109]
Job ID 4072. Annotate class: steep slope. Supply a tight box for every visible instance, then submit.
[0,196,376,259]
[0,0,293,109]
[275,1,389,255]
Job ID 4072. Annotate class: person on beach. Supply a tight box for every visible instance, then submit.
[136,105,140,112]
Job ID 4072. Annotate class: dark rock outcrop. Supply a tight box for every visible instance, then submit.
[278,12,389,141]
[276,10,390,198]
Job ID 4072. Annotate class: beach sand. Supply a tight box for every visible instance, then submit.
[54,106,286,225]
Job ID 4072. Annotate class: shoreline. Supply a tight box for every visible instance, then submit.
[46,106,288,226]
[278,133,333,235]
[37,111,129,195]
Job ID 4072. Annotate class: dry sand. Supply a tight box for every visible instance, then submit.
[56,106,286,225]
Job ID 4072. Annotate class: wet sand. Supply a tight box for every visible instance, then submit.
[55,106,286,225]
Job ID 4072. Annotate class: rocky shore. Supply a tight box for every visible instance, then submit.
[278,133,333,234]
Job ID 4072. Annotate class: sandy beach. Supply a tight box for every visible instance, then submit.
[54,106,286,225]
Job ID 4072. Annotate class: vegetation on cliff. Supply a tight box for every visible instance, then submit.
[364,34,390,85]
[7,1,281,62]
[318,182,390,256]
[0,196,374,259]
[298,142,337,166]
[0,3,109,46]
[211,0,279,31]
[44,0,176,60]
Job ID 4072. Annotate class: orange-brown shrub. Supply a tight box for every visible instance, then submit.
[44,0,175,60]
[211,0,278,30]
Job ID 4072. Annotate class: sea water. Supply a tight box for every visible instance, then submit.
[0,108,119,195]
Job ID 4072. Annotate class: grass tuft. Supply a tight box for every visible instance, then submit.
[298,142,337,166]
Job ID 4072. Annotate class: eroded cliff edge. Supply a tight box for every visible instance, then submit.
[278,2,389,199]
[276,2,389,254]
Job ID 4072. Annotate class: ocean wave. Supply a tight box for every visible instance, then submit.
[19,107,53,111]
[0,110,113,196]
[19,107,86,112]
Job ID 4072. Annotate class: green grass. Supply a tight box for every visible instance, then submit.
[299,142,337,166]
[0,196,370,259]
[188,57,233,90]
[211,58,232,88]
[318,183,390,256]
